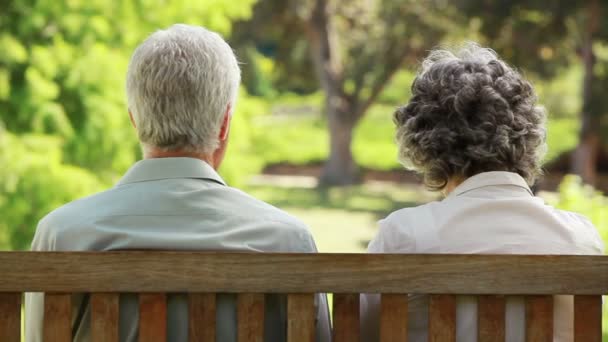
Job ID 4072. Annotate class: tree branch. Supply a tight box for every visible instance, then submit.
[305,0,345,99]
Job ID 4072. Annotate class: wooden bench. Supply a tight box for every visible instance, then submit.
[0,252,606,341]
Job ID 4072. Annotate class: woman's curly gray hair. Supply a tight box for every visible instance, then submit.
[394,42,547,191]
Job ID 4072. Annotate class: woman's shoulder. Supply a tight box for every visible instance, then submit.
[548,207,605,254]
[384,201,443,221]
[550,207,592,225]
[371,201,443,253]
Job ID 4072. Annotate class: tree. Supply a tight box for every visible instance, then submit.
[0,130,104,250]
[0,0,256,179]
[572,0,608,185]
[235,0,453,185]
[453,0,608,185]
[0,0,257,249]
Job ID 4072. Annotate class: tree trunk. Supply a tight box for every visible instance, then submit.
[572,134,600,184]
[571,0,600,185]
[305,0,361,185]
[320,102,361,185]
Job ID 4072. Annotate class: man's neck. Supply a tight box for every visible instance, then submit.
[144,149,216,168]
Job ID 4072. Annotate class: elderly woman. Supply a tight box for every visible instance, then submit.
[360,43,604,341]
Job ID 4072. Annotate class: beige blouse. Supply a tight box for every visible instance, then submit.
[361,171,604,342]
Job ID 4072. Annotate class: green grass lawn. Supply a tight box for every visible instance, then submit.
[246,181,437,252]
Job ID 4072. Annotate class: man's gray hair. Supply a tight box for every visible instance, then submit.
[126,24,240,154]
[394,42,547,190]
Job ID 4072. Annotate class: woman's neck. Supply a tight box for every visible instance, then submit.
[443,177,465,196]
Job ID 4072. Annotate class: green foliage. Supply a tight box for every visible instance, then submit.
[455,0,608,150]
[453,1,578,77]
[251,117,328,166]
[590,41,608,143]
[545,118,579,162]
[353,105,399,170]
[0,0,256,179]
[243,102,399,170]
[238,46,277,97]
[219,91,267,186]
[0,0,257,250]
[551,175,608,247]
[235,0,454,102]
[376,70,415,105]
[533,65,583,119]
[243,92,327,165]
[0,130,104,250]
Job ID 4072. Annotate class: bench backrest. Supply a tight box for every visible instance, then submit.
[0,252,606,341]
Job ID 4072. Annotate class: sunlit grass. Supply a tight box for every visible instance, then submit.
[245,181,437,249]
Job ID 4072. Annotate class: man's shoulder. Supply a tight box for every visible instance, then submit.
[33,182,317,252]
[33,187,123,250]
[42,186,122,225]
[222,186,306,226]
[219,186,317,251]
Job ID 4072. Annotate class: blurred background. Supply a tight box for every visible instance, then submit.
[1,0,608,336]
[1,0,607,255]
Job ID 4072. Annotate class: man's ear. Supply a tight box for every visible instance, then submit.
[219,104,232,141]
[128,110,137,129]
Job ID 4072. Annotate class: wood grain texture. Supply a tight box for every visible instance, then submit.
[333,293,359,342]
[525,295,553,342]
[237,293,264,342]
[43,293,72,342]
[0,252,606,294]
[188,293,216,342]
[287,293,315,342]
[380,294,408,342]
[574,295,602,342]
[0,293,21,342]
[91,293,119,342]
[477,295,505,342]
[139,293,167,342]
[429,294,456,342]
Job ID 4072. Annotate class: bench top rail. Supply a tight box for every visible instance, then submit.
[1,252,607,294]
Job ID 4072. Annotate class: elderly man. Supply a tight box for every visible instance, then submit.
[25,24,331,342]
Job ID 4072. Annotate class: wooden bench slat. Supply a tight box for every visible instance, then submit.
[477,295,505,342]
[380,293,408,342]
[189,293,216,342]
[574,295,602,342]
[91,293,119,342]
[429,294,456,342]
[525,295,553,342]
[2,252,607,294]
[44,293,72,342]
[287,293,315,342]
[139,293,167,342]
[237,293,264,342]
[0,293,21,342]
[333,293,360,342]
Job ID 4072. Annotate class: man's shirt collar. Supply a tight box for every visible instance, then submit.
[116,157,226,187]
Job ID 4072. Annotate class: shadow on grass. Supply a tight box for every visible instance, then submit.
[245,183,428,221]
[244,182,440,251]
